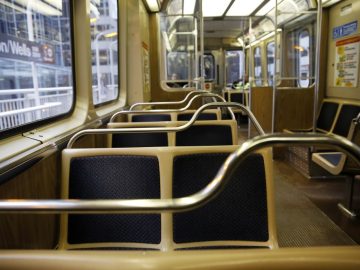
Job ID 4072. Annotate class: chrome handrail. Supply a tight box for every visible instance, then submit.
[129,90,208,111]
[0,134,359,213]
[68,102,260,148]
[110,93,235,122]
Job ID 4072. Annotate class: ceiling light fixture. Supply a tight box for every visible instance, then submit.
[227,0,265,16]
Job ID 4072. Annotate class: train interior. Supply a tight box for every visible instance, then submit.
[0,0,360,269]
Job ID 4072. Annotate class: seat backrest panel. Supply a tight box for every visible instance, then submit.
[332,104,360,137]
[131,114,171,122]
[316,102,339,132]
[176,125,233,146]
[177,112,217,121]
[172,153,268,243]
[67,155,161,245]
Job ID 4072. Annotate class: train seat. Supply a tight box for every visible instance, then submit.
[59,146,276,250]
[176,109,221,121]
[312,114,360,216]
[107,119,238,148]
[59,149,162,250]
[130,113,172,122]
[286,100,360,178]
[175,120,237,146]
[172,148,276,249]
[107,122,173,148]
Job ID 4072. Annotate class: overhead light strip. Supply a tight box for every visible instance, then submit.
[203,0,232,17]
[226,0,265,16]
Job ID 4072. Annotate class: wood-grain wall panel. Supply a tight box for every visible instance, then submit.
[0,132,104,249]
[274,88,314,132]
[250,87,273,136]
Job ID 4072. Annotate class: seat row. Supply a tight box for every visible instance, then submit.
[60,92,275,250]
[285,98,360,178]
[59,145,277,250]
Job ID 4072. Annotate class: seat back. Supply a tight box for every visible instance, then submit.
[332,104,360,137]
[316,101,339,133]
[107,122,172,148]
[172,149,275,249]
[60,146,276,250]
[176,109,221,121]
[175,120,238,146]
[59,149,162,250]
[130,113,172,122]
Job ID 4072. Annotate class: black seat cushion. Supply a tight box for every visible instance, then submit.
[68,155,161,245]
[316,102,339,132]
[332,104,360,137]
[131,114,171,122]
[230,93,245,104]
[177,113,217,121]
[172,153,268,243]
[176,125,233,146]
[112,133,168,147]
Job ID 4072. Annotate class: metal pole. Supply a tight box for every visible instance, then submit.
[271,0,278,134]
[248,16,253,138]
[313,0,322,131]
[27,3,41,120]
[199,0,205,90]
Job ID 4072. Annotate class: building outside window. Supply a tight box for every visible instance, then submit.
[90,0,118,105]
[0,0,73,132]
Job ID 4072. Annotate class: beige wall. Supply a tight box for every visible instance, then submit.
[326,0,360,100]
[127,0,151,105]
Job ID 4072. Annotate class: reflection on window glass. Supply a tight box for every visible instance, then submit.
[225,50,245,87]
[298,30,310,87]
[267,42,275,86]
[90,0,118,105]
[0,0,73,132]
[254,47,262,86]
[161,16,197,88]
[198,54,215,81]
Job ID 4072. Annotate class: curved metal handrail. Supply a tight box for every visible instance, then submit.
[0,133,359,214]
[110,93,235,122]
[68,102,261,148]
[129,90,208,111]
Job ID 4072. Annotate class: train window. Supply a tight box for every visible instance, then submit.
[298,30,310,87]
[90,0,119,105]
[160,16,197,89]
[199,54,215,81]
[0,0,73,133]
[225,50,245,86]
[267,42,275,86]
[254,47,262,86]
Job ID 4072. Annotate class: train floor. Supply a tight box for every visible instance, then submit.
[237,125,360,247]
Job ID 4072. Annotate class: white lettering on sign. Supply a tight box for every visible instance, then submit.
[8,40,31,57]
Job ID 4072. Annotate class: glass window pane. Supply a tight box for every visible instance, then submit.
[267,42,275,86]
[254,47,262,86]
[201,54,215,81]
[298,30,310,87]
[225,50,245,88]
[90,0,119,105]
[160,15,197,89]
[0,0,73,132]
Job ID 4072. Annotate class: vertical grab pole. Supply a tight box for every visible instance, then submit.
[271,0,278,134]
[248,16,253,138]
[313,0,323,131]
[199,0,205,90]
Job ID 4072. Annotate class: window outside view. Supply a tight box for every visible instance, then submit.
[90,0,118,105]
[0,0,73,132]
